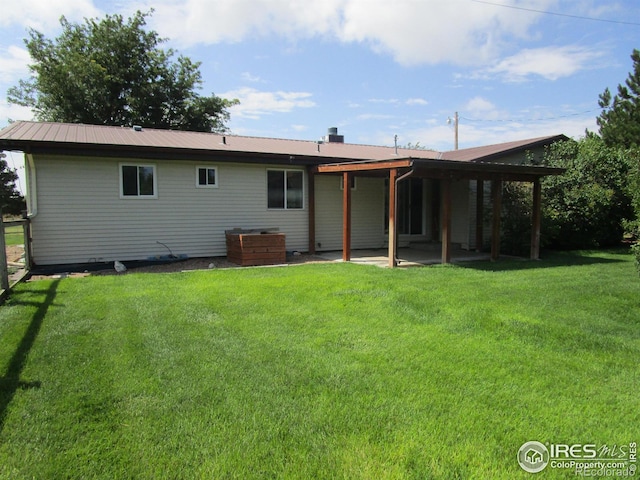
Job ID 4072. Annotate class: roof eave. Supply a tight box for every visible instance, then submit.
[0,139,361,166]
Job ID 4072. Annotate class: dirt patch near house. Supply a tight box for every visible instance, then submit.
[27,253,331,281]
[6,245,24,264]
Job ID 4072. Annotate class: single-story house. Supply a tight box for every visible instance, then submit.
[0,121,565,268]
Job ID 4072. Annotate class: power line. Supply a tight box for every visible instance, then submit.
[460,108,600,123]
[471,0,640,27]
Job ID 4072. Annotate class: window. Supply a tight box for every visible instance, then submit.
[267,169,303,209]
[197,166,218,188]
[120,164,157,198]
[340,175,357,191]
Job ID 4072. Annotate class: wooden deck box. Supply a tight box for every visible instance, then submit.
[225,230,286,266]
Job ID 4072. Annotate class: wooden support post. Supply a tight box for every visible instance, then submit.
[342,172,352,262]
[388,169,397,268]
[475,179,484,252]
[0,210,8,291]
[441,178,452,264]
[491,179,502,261]
[530,178,542,260]
[307,168,316,255]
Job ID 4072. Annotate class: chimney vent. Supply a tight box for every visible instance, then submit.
[323,127,344,144]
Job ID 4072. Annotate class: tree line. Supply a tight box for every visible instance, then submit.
[499,49,640,268]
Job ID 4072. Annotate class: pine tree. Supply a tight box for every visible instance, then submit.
[0,155,25,216]
[597,49,640,148]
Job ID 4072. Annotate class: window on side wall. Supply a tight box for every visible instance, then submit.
[196,166,218,188]
[120,164,157,198]
[267,169,303,209]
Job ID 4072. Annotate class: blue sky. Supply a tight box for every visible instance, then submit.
[1,0,639,175]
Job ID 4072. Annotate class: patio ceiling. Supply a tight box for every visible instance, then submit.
[314,157,565,182]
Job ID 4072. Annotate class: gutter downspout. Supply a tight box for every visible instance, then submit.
[25,153,37,218]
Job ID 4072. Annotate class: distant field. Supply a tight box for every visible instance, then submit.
[3,225,23,246]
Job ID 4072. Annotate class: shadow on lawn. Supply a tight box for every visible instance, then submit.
[0,279,61,433]
[458,250,628,272]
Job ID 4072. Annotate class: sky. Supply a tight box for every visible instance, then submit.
[1,0,639,191]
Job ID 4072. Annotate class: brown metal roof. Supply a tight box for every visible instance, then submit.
[0,121,566,166]
[439,135,568,162]
[0,121,441,164]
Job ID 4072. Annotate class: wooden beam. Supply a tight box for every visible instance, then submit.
[441,178,452,264]
[530,178,542,260]
[342,172,352,262]
[307,167,316,254]
[388,169,398,268]
[475,179,484,252]
[491,179,502,261]
[317,159,413,173]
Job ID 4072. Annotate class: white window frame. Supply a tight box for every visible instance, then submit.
[196,166,219,188]
[119,163,157,199]
[267,169,305,210]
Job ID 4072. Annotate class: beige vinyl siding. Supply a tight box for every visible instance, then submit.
[314,175,385,251]
[30,155,309,265]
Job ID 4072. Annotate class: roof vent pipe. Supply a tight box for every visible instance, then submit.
[133,125,142,132]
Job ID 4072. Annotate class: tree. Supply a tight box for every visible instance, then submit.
[0,155,25,216]
[541,135,634,249]
[8,11,238,132]
[597,49,640,148]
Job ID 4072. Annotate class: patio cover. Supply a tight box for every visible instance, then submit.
[312,157,565,267]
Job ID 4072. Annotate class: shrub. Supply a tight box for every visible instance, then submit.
[541,136,634,249]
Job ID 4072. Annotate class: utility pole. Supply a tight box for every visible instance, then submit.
[448,112,459,150]
[454,111,459,150]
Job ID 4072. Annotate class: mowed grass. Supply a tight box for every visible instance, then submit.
[0,250,638,479]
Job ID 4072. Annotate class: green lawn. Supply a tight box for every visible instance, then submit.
[0,250,638,479]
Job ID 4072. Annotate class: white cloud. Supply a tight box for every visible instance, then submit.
[357,113,395,121]
[220,87,315,119]
[368,98,399,104]
[149,0,344,46]
[0,0,102,31]
[0,46,31,83]
[400,113,597,152]
[461,96,510,121]
[480,46,603,82]
[0,99,34,127]
[406,98,428,106]
[149,0,557,67]
[241,72,263,83]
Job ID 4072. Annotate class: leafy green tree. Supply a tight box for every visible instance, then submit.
[8,11,238,132]
[500,182,533,256]
[541,135,634,249]
[597,49,640,148]
[0,156,25,216]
